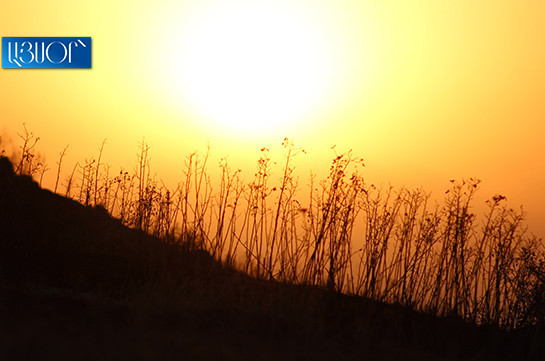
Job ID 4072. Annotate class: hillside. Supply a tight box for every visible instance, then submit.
[0,156,542,361]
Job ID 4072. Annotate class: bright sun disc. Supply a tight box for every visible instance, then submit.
[160,1,337,137]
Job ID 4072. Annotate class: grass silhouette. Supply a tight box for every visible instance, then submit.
[1,128,544,360]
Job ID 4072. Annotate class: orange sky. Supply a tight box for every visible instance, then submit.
[1,0,544,238]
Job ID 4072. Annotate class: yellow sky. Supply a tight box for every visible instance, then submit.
[1,0,544,237]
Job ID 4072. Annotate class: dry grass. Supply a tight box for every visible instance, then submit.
[2,127,545,331]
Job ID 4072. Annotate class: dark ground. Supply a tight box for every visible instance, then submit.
[0,156,543,361]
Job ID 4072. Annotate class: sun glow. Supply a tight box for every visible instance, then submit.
[154,1,340,137]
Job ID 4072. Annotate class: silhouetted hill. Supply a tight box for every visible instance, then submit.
[0,156,542,360]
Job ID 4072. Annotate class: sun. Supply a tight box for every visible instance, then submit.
[155,0,339,137]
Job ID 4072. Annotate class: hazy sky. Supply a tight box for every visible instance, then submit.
[1,0,544,238]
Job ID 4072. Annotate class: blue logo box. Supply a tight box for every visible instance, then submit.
[2,37,91,69]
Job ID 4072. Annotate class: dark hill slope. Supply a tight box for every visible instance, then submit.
[0,157,541,360]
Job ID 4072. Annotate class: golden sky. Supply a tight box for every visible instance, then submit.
[1,0,544,237]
